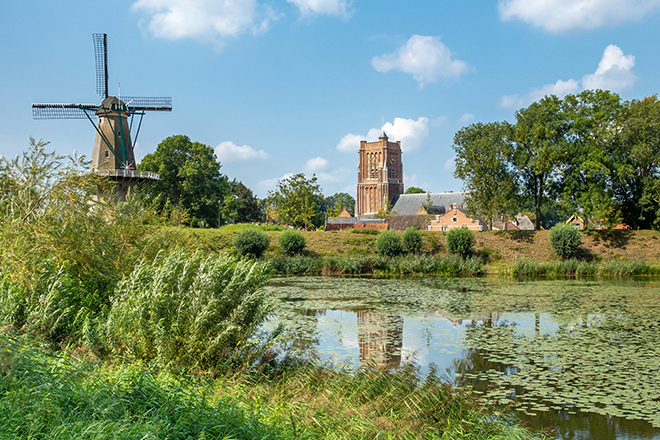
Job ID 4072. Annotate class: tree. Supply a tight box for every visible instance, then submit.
[513,95,569,230]
[453,121,518,230]
[139,135,230,228]
[405,186,425,194]
[610,95,660,229]
[558,90,623,225]
[267,173,324,229]
[219,179,263,225]
[324,192,355,217]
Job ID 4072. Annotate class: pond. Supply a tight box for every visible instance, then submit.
[264,276,660,440]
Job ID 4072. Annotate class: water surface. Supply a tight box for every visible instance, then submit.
[265,276,660,440]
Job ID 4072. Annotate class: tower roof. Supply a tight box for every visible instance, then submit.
[379,131,388,140]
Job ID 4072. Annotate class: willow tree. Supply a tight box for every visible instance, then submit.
[453,121,518,230]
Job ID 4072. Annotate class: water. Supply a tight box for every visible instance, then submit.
[264,276,660,440]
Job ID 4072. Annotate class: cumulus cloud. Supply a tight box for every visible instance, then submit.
[336,117,430,153]
[258,172,294,191]
[303,156,329,173]
[371,35,472,88]
[498,0,660,33]
[215,141,270,162]
[458,113,475,125]
[582,44,637,91]
[443,157,455,172]
[499,45,635,109]
[287,0,352,18]
[132,0,278,42]
[403,172,418,187]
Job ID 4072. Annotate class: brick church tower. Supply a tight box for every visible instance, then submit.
[356,132,404,217]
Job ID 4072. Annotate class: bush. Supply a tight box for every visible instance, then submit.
[402,227,423,254]
[374,230,403,257]
[445,228,475,259]
[349,228,379,235]
[277,229,306,256]
[233,228,270,258]
[550,223,582,259]
[103,250,276,371]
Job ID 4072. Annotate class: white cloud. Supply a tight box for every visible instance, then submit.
[582,44,637,92]
[303,156,329,173]
[371,35,472,88]
[337,117,430,154]
[314,168,349,184]
[336,133,362,152]
[498,0,660,33]
[499,45,634,109]
[458,113,475,125]
[215,140,270,162]
[287,0,352,18]
[132,0,278,42]
[443,157,455,172]
[258,172,294,191]
[403,172,418,188]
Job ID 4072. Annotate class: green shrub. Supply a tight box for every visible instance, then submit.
[402,227,423,254]
[445,228,475,258]
[103,250,276,371]
[477,247,502,263]
[278,229,306,256]
[374,230,403,257]
[233,228,270,258]
[550,223,582,259]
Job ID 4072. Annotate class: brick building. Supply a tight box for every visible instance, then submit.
[355,132,403,217]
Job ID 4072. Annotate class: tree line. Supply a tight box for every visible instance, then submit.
[138,134,354,229]
[453,90,660,230]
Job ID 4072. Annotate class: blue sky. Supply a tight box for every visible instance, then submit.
[2,0,659,198]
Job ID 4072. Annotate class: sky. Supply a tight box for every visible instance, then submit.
[1,0,659,198]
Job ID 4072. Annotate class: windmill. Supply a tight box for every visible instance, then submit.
[32,33,171,196]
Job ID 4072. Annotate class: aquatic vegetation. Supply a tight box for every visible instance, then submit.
[506,258,660,277]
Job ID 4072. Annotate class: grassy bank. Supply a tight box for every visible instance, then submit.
[0,334,543,440]
[168,226,660,276]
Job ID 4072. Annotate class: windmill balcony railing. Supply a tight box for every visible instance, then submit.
[94,169,160,180]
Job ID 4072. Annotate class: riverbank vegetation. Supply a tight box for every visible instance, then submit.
[0,141,546,438]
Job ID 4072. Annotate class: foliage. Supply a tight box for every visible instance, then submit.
[453,121,519,229]
[446,228,475,258]
[233,228,271,258]
[0,138,164,344]
[278,229,306,256]
[402,226,423,253]
[549,223,582,259]
[478,246,502,263]
[508,258,658,277]
[324,192,355,217]
[0,334,291,440]
[374,230,403,257]
[138,135,230,228]
[103,250,276,371]
[220,179,263,225]
[404,186,426,194]
[375,199,396,220]
[267,173,324,229]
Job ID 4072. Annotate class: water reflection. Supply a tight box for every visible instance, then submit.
[266,276,660,440]
[356,312,403,369]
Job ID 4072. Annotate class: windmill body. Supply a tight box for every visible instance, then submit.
[31,34,171,199]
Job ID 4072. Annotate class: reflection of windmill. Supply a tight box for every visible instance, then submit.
[32,33,172,197]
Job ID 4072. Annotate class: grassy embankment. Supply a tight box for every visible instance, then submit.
[170,225,660,276]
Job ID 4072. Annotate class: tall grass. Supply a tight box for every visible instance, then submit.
[0,334,543,440]
[0,334,291,440]
[270,254,485,276]
[504,258,660,277]
[103,250,277,371]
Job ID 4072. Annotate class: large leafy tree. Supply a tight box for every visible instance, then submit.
[139,135,230,228]
[453,121,518,230]
[512,95,569,230]
[405,186,426,194]
[324,192,355,217]
[611,95,660,229]
[267,173,324,229]
[558,90,623,224]
[219,179,263,225]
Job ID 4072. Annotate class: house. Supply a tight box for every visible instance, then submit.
[566,214,630,230]
[428,204,487,231]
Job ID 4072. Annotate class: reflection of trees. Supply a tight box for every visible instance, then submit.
[285,308,325,353]
[356,312,403,369]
